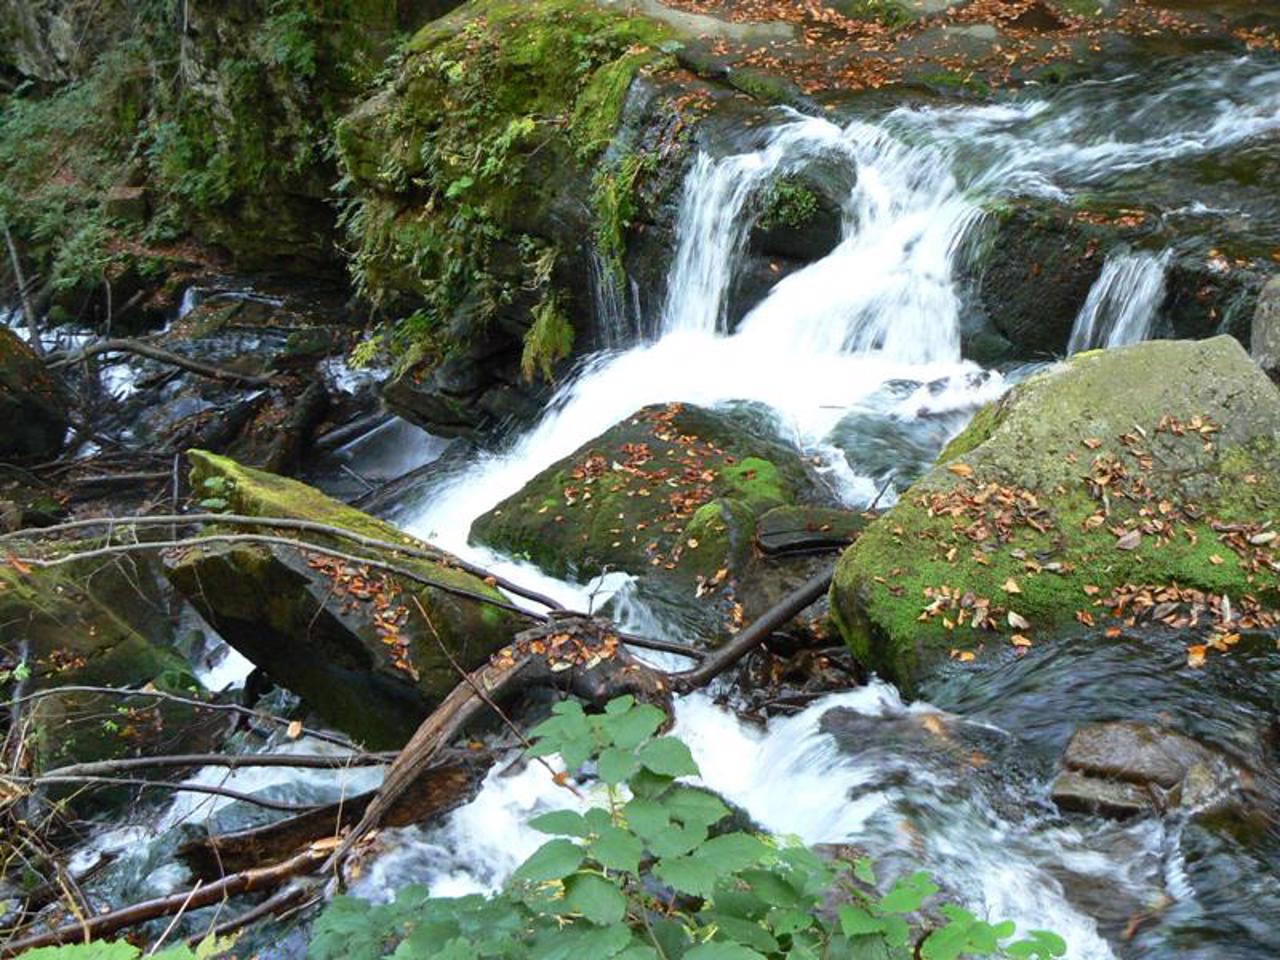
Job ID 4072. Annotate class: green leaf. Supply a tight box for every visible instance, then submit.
[698,914,778,953]
[854,857,877,886]
[605,695,637,714]
[655,853,720,897]
[684,943,766,960]
[700,833,767,873]
[591,824,643,874]
[564,873,627,926]
[530,810,590,837]
[24,945,141,959]
[600,701,666,749]
[665,787,731,830]
[878,871,939,915]
[637,736,699,778]
[598,746,640,785]
[512,838,584,883]
[839,905,886,937]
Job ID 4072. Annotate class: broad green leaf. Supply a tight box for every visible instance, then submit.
[665,787,731,830]
[605,695,637,714]
[698,914,779,953]
[637,736,699,778]
[529,809,590,837]
[601,701,666,749]
[684,942,766,960]
[768,906,815,936]
[25,946,142,960]
[591,824,644,874]
[854,857,876,886]
[529,921,632,960]
[598,746,641,785]
[878,871,938,915]
[512,838,584,883]
[564,873,627,926]
[839,905,885,937]
[655,853,720,898]
[700,833,767,872]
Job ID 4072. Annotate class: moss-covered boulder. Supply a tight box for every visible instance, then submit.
[472,403,832,636]
[0,327,69,461]
[831,336,1280,690]
[166,451,522,747]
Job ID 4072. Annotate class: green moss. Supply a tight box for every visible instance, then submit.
[338,0,676,364]
[757,178,820,232]
[830,0,915,29]
[937,399,1006,462]
[721,457,790,509]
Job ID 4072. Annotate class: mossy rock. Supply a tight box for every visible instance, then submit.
[831,337,1280,691]
[167,452,521,747]
[472,403,827,638]
[0,326,70,461]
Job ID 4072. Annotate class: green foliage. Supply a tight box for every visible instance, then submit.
[23,933,234,959]
[197,475,237,513]
[757,178,820,232]
[309,696,1067,960]
[521,291,575,383]
[336,0,675,374]
[834,0,916,29]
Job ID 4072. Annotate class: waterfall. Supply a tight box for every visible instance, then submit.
[1067,250,1171,354]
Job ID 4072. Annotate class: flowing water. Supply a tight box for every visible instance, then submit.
[1067,251,1171,354]
[378,53,1280,959]
[49,53,1280,958]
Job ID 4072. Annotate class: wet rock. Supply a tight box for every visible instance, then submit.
[0,326,69,461]
[166,451,522,747]
[1252,275,1280,383]
[756,506,869,556]
[831,337,1280,690]
[472,402,831,637]
[1052,721,1239,819]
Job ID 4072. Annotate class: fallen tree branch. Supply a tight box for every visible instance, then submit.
[14,533,543,621]
[2,218,41,357]
[0,847,327,956]
[36,751,395,780]
[1,512,566,613]
[6,775,323,814]
[671,570,833,692]
[3,685,359,750]
[48,338,274,387]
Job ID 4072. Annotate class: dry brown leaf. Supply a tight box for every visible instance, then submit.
[947,462,974,478]
[1008,610,1031,630]
[1003,578,1021,594]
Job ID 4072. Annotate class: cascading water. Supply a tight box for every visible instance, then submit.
[1067,250,1171,354]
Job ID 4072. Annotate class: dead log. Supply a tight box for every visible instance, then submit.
[0,847,326,956]
[178,756,488,880]
[49,338,274,387]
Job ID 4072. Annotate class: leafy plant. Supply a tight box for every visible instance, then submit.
[197,475,235,513]
[309,696,1068,959]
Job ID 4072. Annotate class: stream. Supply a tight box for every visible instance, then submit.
[42,51,1280,959]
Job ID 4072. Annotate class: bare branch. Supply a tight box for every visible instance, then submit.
[49,338,274,387]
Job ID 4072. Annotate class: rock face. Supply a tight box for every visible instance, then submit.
[830,336,1280,690]
[0,327,68,461]
[472,403,835,636]
[1052,722,1239,819]
[1253,276,1280,383]
[166,451,522,747]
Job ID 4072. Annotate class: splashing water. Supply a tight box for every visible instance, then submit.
[1067,250,1172,354]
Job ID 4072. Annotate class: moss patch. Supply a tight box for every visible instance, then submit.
[831,338,1280,690]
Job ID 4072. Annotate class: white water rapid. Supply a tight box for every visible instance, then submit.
[375,55,1280,959]
[1067,250,1171,354]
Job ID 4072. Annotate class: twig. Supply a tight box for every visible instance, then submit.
[1,512,566,612]
[867,476,894,513]
[412,596,578,797]
[146,879,202,956]
[49,338,273,387]
[7,776,323,813]
[2,685,359,750]
[1,218,40,357]
[36,751,394,779]
[14,533,542,620]
[0,848,327,956]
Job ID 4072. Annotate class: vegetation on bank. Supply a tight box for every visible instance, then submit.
[24,697,1067,960]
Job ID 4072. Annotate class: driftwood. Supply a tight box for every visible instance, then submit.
[179,756,488,880]
[49,338,274,387]
[0,846,327,956]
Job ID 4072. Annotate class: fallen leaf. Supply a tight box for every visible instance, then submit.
[1008,610,1031,630]
[1003,578,1021,594]
[1186,644,1207,668]
[1082,437,1102,450]
[1115,529,1142,551]
[286,720,303,740]
[947,462,974,479]
[1010,634,1032,648]
[1209,554,1224,566]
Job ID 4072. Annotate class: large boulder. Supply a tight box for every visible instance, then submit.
[830,336,1280,690]
[1254,275,1280,383]
[0,327,68,461]
[1051,721,1242,820]
[472,403,845,636]
[166,451,523,747]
